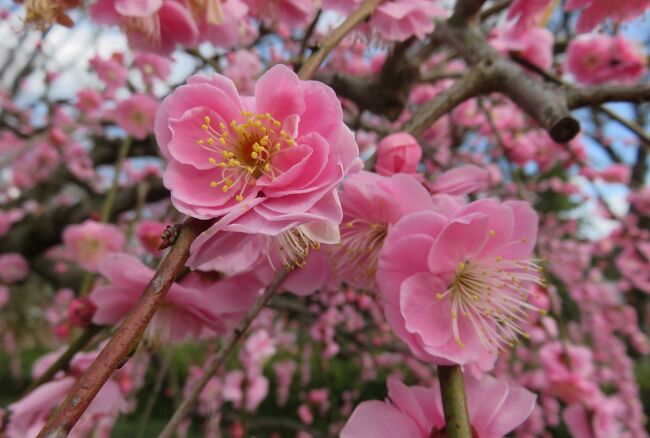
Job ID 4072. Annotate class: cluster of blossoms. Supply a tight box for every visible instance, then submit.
[1,0,650,437]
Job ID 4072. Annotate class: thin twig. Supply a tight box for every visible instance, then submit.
[157,270,289,438]
[297,0,382,80]
[36,218,209,438]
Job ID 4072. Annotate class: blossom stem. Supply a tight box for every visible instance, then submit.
[36,217,209,438]
[297,0,382,80]
[157,269,289,438]
[438,365,472,438]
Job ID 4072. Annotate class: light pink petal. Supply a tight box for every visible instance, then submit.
[340,401,422,438]
[400,272,453,348]
[428,213,490,275]
[254,64,306,122]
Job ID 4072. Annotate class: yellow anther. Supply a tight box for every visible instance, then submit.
[241,110,252,117]
[222,151,234,158]
[489,229,495,237]
[436,293,444,300]
[197,139,204,145]
[280,130,288,137]
[225,179,234,187]
[275,143,281,150]
[204,116,211,124]
[251,151,259,159]
[209,181,218,187]
[264,112,271,119]
[252,142,262,152]
[263,163,271,171]
[218,162,227,168]
[201,124,209,131]
[455,338,465,349]
[207,138,215,145]
[219,122,226,130]
[222,185,230,192]
[228,159,240,166]
[208,157,217,165]
[287,139,294,146]
[254,120,262,127]
[219,137,226,144]
[247,167,254,174]
[235,194,244,202]
[273,120,281,127]
[496,255,503,262]
[457,262,466,271]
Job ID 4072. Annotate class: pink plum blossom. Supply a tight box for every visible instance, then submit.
[329,171,434,290]
[136,219,168,252]
[89,253,263,345]
[507,0,554,31]
[341,374,536,438]
[0,253,29,284]
[133,51,172,85]
[428,165,489,196]
[375,132,422,177]
[89,0,199,55]
[188,0,248,48]
[565,0,650,33]
[243,0,315,28]
[370,0,447,42]
[565,34,647,85]
[156,64,360,269]
[62,220,125,272]
[377,199,544,367]
[114,93,158,139]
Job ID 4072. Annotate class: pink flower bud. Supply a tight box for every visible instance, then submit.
[68,297,97,328]
[375,133,422,176]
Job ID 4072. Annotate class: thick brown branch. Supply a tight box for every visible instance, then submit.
[37,218,210,438]
[567,83,650,109]
[449,0,488,25]
[432,22,580,142]
[403,68,490,136]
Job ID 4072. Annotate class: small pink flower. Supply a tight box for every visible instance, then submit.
[565,0,650,32]
[370,0,446,42]
[156,64,360,269]
[341,374,536,438]
[89,0,199,55]
[115,93,158,139]
[244,0,316,28]
[377,199,543,367]
[0,253,29,284]
[629,186,650,217]
[89,253,263,345]
[134,51,172,84]
[89,55,128,96]
[76,88,103,116]
[375,132,422,177]
[565,34,647,85]
[490,25,553,71]
[223,370,269,411]
[223,50,262,94]
[136,220,168,252]
[68,297,97,328]
[62,220,126,272]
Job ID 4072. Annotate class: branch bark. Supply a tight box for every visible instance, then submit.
[298,0,383,80]
[36,217,210,438]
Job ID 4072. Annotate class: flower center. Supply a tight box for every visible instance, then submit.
[436,236,546,352]
[330,219,388,289]
[198,111,294,202]
[272,226,321,270]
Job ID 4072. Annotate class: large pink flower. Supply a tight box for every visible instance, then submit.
[89,0,199,55]
[89,253,263,345]
[341,374,536,438]
[156,64,360,268]
[377,199,544,367]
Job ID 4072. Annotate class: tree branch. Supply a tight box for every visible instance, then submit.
[438,365,472,438]
[567,83,650,109]
[298,0,383,80]
[36,218,210,438]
